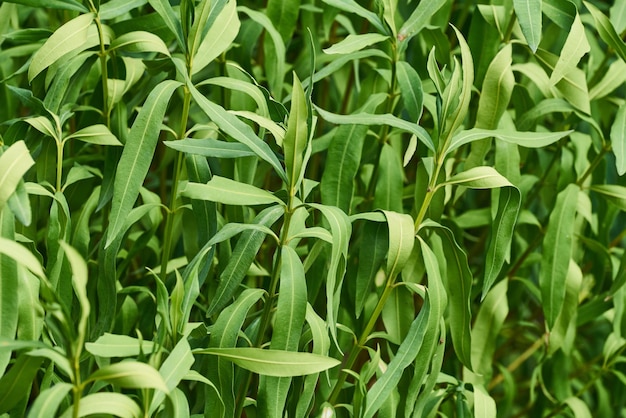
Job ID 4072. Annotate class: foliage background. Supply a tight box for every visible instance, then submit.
[0,0,626,417]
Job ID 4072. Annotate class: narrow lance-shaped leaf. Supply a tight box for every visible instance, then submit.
[448,128,572,154]
[514,0,542,53]
[284,73,309,192]
[323,33,389,55]
[0,355,43,414]
[540,183,579,329]
[208,289,265,417]
[396,60,423,123]
[149,338,195,415]
[147,0,185,52]
[314,105,434,152]
[319,0,388,34]
[0,210,17,376]
[27,382,73,418]
[206,206,283,316]
[374,144,404,212]
[611,105,626,176]
[186,79,287,182]
[195,348,340,377]
[86,361,168,392]
[397,0,447,46]
[61,393,141,418]
[584,1,626,62]
[471,279,509,379]
[475,44,514,130]
[0,141,34,211]
[181,176,284,206]
[106,80,181,248]
[550,13,590,85]
[28,13,94,81]
[192,0,239,75]
[382,210,415,280]
[258,246,307,416]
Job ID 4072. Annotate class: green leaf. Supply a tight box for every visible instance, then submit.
[195,348,340,376]
[364,293,431,418]
[540,183,579,329]
[106,79,181,248]
[147,0,185,52]
[314,105,434,152]
[99,0,147,20]
[550,14,590,85]
[284,73,309,191]
[319,0,388,35]
[381,210,414,280]
[87,361,168,392]
[483,186,521,296]
[109,31,171,56]
[0,237,45,279]
[207,206,283,316]
[0,141,34,211]
[28,13,94,81]
[584,1,626,62]
[0,355,42,413]
[396,60,423,123]
[563,397,592,418]
[3,0,87,12]
[448,128,572,153]
[187,80,287,182]
[61,393,141,418]
[590,185,626,211]
[164,138,255,158]
[514,0,542,53]
[59,242,89,346]
[258,245,308,416]
[397,0,447,45]
[266,0,300,42]
[374,143,404,212]
[64,124,122,146]
[475,44,514,130]
[471,279,509,379]
[181,176,284,206]
[149,338,195,415]
[27,383,73,418]
[192,0,239,75]
[473,384,497,418]
[85,333,156,357]
[323,33,389,55]
[355,221,388,317]
[612,105,626,176]
[443,167,513,189]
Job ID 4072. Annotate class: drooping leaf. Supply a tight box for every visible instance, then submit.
[164,138,255,159]
[323,33,389,55]
[27,382,73,418]
[181,176,284,206]
[86,361,168,392]
[195,348,340,377]
[64,124,122,146]
[61,393,141,418]
[397,0,447,45]
[0,141,34,211]
[448,128,572,153]
[85,333,156,358]
[319,0,388,34]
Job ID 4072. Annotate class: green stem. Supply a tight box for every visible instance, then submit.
[93,15,111,127]
[414,155,445,229]
[56,140,64,192]
[576,144,610,187]
[160,86,192,291]
[327,277,396,405]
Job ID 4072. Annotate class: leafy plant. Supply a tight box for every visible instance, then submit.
[1,0,625,417]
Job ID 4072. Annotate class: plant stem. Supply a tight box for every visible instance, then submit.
[327,278,396,405]
[488,334,545,390]
[160,86,191,288]
[93,14,111,128]
[56,140,64,192]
